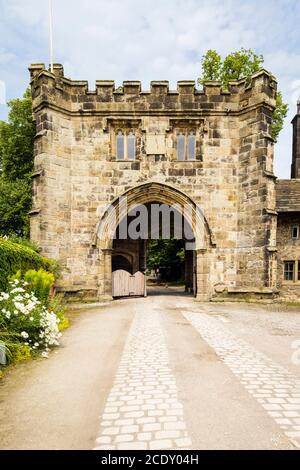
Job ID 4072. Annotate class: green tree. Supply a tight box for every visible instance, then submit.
[272,92,289,143]
[0,179,32,236]
[147,239,185,272]
[221,48,264,85]
[199,48,288,141]
[0,88,35,236]
[200,50,222,82]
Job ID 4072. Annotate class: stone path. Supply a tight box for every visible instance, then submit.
[184,310,300,448]
[1,291,298,450]
[94,304,192,450]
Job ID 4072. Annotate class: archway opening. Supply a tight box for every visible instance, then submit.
[111,201,196,297]
[112,254,133,274]
[97,182,211,301]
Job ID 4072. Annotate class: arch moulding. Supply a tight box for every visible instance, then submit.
[95,182,214,301]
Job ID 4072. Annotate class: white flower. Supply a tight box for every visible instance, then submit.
[11,288,25,294]
[14,301,22,308]
[0,280,63,353]
[14,294,24,301]
[13,301,30,315]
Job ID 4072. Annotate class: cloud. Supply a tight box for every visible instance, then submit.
[0,0,299,176]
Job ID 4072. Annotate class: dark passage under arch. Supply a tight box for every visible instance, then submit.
[112,254,132,274]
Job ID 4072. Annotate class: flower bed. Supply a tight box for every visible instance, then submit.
[0,240,67,370]
[0,279,66,365]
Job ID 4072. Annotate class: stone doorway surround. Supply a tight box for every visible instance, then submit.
[96,182,215,301]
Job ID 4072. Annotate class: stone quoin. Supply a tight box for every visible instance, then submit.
[29,64,300,302]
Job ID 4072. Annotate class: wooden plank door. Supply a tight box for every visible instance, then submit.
[112,270,146,297]
[129,271,146,296]
[112,270,130,297]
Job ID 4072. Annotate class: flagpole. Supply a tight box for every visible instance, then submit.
[49,0,54,73]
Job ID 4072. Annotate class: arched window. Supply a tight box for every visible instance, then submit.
[116,131,125,160]
[177,130,196,160]
[177,133,185,161]
[127,132,136,160]
[187,131,196,160]
[116,130,136,160]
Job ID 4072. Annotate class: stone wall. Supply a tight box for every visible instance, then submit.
[291,102,300,179]
[277,214,300,300]
[29,63,277,301]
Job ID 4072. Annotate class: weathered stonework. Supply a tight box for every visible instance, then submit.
[29,63,298,301]
[292,102,300,179]
[276,215,300,300]
[276,179,300,300]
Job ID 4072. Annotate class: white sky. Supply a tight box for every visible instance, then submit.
[0,0,300,177]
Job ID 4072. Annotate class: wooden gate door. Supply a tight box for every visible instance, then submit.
[129,271,146,296]
[112,270,130,297]
[112,270,146,297]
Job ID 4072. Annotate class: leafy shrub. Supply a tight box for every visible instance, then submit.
[0,238,56,290]
[0,330,29,364]
[0,279,62,357]
[10,343,31,363]
[48,294,70,331]
[42,258,61,282]
[13,268,55,304]
[7,236,41,253]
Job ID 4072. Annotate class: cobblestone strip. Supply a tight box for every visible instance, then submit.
[94,307,192,450]
[184,311,300,447]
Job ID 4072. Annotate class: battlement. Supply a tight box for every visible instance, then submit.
[29,63,277,115]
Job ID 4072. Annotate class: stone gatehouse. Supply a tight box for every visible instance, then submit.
[29,63,300,301]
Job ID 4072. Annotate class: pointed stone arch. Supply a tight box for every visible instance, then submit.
[96,182,215,250]
[96,182,214,301]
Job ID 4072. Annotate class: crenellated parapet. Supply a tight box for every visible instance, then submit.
[29,63,277,116]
